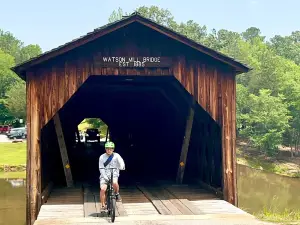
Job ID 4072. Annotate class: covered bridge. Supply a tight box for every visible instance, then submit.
[13,13,249,225]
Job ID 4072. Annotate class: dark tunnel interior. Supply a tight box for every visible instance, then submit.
[40,75,223,190]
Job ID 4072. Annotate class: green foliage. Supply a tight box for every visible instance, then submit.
[136,6,178,30]
[239,89,290,155]
[255,207,300,223]
[0,49,18,98]
[78,118,108,137]
[6,81,26,120]
[236,84,250,130]
[269,31,300,65]
[84,118,106,129]
[0,28,42,124]
[108,7,129,23]
[0,99,14,124]
[241,27,265,42]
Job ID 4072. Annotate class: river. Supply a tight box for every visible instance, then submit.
[237,164,300,213]
[0,164,299,225]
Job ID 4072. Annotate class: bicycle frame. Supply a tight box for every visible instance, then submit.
[106,168,116,206]
[99,167,118,222]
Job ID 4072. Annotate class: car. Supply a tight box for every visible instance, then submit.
[7,127,27,139]
[85,128,100,142]
[0,125,11,134]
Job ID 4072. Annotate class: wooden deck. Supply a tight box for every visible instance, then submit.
[34,183,277,225]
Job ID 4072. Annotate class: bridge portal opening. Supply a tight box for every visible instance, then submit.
[40,75,222,192]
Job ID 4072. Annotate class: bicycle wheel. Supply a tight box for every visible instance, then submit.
[106,193,111,216]
[110,196,116,222]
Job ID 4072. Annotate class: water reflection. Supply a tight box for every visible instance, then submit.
[0,178,26,225]
[237,164,300,213]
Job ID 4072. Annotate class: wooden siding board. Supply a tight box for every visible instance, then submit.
[231,73,237,205]
[26,73,32,225]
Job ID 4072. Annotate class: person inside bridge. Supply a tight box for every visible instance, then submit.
[99,141,125,210]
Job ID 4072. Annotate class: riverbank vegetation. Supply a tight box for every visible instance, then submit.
[237,140,300,178]
[254,208,300,225]
[0,171,26,179]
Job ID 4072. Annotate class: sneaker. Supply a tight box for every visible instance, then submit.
[115,193,122,202]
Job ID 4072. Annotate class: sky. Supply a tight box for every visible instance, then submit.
[1,0,299,52]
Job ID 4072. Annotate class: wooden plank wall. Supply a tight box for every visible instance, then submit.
[25,24,237,224]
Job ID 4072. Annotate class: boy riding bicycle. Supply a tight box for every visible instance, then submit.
[99,141,125,210]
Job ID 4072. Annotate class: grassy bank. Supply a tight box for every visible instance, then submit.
[0,171,26,179]
[0,142,26,165]
[237,141,300,178]
[254,208,300,225]
[0,142,26,172]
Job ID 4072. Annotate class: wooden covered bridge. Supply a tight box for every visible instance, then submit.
[11,13,268,225]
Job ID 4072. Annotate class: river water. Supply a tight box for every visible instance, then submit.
[237,164,300,213]
[0,164,299,225]
[0,178,26,225]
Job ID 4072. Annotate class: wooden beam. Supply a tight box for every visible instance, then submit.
[26,72,42,225]
[53,113,74,187]
[176,99,196,184]
[41,182,54,205]
[194,179,223,200]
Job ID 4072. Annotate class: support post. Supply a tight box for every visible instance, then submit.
[176,99,196,184]
[26,72,42,225]
[53,113,74,187]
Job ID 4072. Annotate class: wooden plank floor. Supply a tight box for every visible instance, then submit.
[37,187,84,219]
[34,183,273,225]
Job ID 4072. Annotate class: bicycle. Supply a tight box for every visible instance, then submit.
[99,167,118,223]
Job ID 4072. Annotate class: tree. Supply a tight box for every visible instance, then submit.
[6,81,26,121]
[242,27,265,43]
[18,44,42,64]
[0,28,42,124]
[280,70,300,156]
[108,7,129,23]
[269,32,300,65]
[0,49,19,98]
[0,29,22,60]
[176,20,207,43]
[240,89,291,155]
[236,84,251,132]
[136,6,178,30]
[0,99,14,124]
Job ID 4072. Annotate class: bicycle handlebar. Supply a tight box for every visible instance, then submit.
[99,167,125,170]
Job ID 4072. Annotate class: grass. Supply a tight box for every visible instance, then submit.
[254,207,300,225]
[0,142,26,165]
[236,145,300,178]
[237,156,293,176]
[0,171,26,179]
